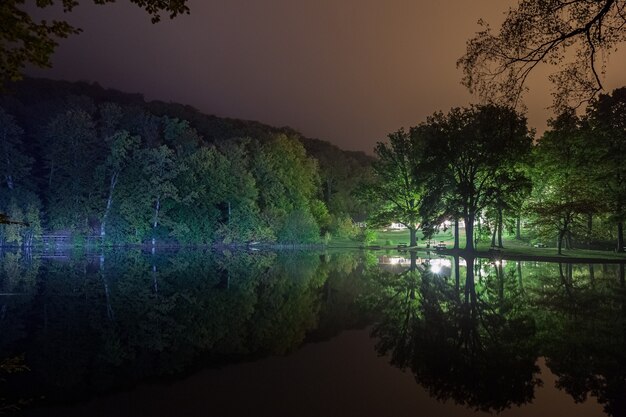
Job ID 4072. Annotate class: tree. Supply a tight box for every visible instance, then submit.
[97,130,140,239]
[168,143,264,244]
[112,143,180,244]
[162,117,201,157]
[252,134,324,242]
[459,0,626,109]
[301,137,374,229]
[0,107,41,246]
[0,107,32,192]
[0,0,189,85]
[419,105,533,251]
[487,169,532,248]
[363,129,426,247]
[586,87,626,252]
[140,145,180,245]
[43,109,100,231]
[368,256,540,413]
[529,111,601,253]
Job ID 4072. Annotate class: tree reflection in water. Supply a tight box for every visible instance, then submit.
[368,253,626,416]
[0,249,370,407]
[535,261,626,417]
[2,250,626,416]
[367,253,540,412]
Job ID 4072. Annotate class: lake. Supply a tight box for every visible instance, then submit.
[0,248,622,416]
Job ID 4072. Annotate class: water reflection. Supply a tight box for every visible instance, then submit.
[368,254,539,412]
[368,252,626,416]
[0,249,625,415]
[0,249,370,409]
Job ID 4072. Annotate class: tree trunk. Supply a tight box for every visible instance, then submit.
[409,228,417,247]
[465,213,475,252]
[475,216,481,249]
[454,219,459,250]
[618,222,624,253]
[567,264,573,283]
[100,255,114,321]
[152,194,161,246]
[491,223,497,247]
[464,255,476,305]
[516,216,521,240]
[557,230,565,255]
[152,264,158,294]
[497,209,503,248]
[497,262,504,311]
[517,261,523,292]
[454,255,460,291]
[410,250,417,272]
[587,213,593,248]
[100,172,118,239]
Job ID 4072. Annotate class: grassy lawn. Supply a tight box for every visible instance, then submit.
[328,227,626,261]
[371,229,455,247]
[474,238,626,261]
[327,228,455,248]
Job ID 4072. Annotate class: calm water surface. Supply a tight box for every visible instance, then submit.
[0,249,623,416]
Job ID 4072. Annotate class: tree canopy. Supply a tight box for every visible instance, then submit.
[459,0,626,109]
[0,79,373,247]
[0,0,190,85]
[364,129,426,246]
[417,104,533,251]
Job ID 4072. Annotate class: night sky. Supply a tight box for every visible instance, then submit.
[29,0,626,152]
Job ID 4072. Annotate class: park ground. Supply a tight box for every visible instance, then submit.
[329,228,626,262]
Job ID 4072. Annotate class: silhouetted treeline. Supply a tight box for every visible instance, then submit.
[0,78,373,246]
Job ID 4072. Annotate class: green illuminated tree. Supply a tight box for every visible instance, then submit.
[140,145,180,245]
[43,109,100,231]
[97,130,140,239]
[0,79,371,245]
[252,134,324,243]
[168,143,262,244]
[363,129,426,247]
[487,170,532,248]
[529,111,600,254]
[586,88,626,252]
[0,107,40,245]
[419,105,533,251]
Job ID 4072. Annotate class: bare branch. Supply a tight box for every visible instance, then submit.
[459,0,625,110]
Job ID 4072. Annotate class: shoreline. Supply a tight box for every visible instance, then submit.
[3,242,626,264]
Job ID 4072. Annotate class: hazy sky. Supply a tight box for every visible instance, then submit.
[30,0,626,152]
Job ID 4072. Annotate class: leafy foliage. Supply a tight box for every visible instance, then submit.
[459,0,626,109]
[0,0,189,85]
[0,79,373,245]
[417,105,533,250]
[364,129,426,246]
